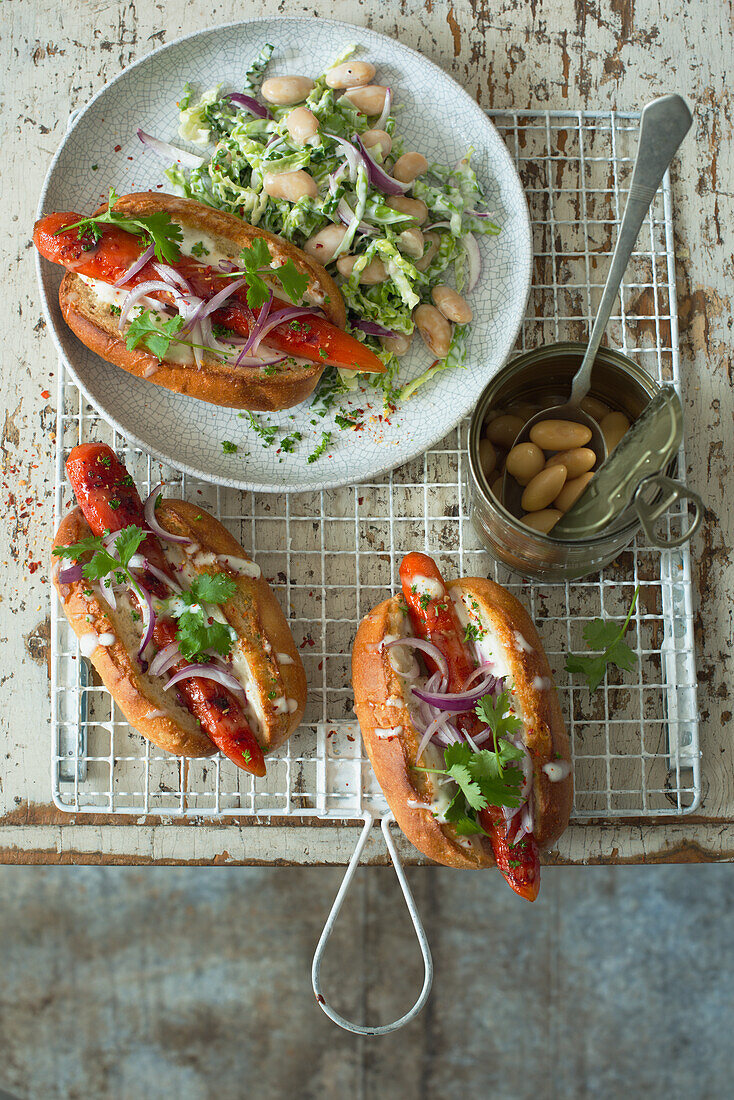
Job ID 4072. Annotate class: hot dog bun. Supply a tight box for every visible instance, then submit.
[52,498,307,760]
[57,192,346,412]
[352,577,572,869]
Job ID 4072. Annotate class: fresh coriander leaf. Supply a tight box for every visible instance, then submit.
[113,526,147,568]
[82,550,120,582]
[59,188,184,263]
[468,746,524,808]
[186,573,237,605]
[126,310,186,359]
[53,534,106,560]
[334,413,362,430]
[241,238,272,271]
[275,258,309,304]
[565,586,639,692]
[244,271,271,310]
[175,612,233,662]
[475,692,524,744]
[221,440,238,454]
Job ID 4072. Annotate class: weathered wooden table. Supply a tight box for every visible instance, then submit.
[1,0,730,866]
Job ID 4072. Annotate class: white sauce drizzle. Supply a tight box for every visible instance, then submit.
[98,632,116,647]
[273,696,299,714]
[79,632,98,658]
[514,630,534,654]
[408,574,445,601]
[543,760,572,782]
[374,726,403,739]
[277,652,295,666]
[532,676,551,691]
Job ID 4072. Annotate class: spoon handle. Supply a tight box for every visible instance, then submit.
[570,94,693,405]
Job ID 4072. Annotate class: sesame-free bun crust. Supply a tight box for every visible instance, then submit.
[52,499,306,759]
[352,577,572,869]
[58,192,346,412]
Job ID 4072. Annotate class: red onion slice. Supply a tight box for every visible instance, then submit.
[383,637,449,682]
[463,232,482,292]
[462,664,499,690]
[98,578,117,610]
[375,86,393,130]
[351,319,398,338]
[416,709,455,759]
[353,133,408,196]
[137,128,206,169]
[136,560,182,594]
[336,197,377,236]
[114,242,156,287]
[58,563,84,583]
[119,281,180,329]
[143,484,190,544]
[149,642,182,678]
[226,92,272,119]
[135,583,156,660]
[247,305,321,356]
[196,277,248,323]
[236,290,274,359]
[151,263,192,294]
[164,663,247,704]
[324,133,362,183]
[412,679,498,712]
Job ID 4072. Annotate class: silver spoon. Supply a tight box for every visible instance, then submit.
[503,93,693,518]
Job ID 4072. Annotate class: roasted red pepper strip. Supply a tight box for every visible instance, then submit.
[65,442,266,777]
[478,806,541,902]
[399,550,540,901]
[399,551,476,687]
[33,214,385,374]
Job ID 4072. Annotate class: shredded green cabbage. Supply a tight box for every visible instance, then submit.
[163,45,501,407]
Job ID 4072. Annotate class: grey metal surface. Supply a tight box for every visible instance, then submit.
[1,863,733,1098]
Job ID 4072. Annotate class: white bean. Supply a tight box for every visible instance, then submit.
[386,195,429,225]
[413,304,452,358]
[336,255,388,284]
[397,227,425,259]
[262,170,318,202]
[600,411,630,452]
[361,129,392,157]
[286,106,319,145]
[261,76,315,106]
[431,284,472,324]
[381,332,412,356]
[414,230,439,272]
[479,438,497,478]
[326,61,376,88]
[521,508,563,534]
[343,85,389,115]
[521,465,568,512]
[303,224,348,265]
[486,414,525,449]
[392,152,429,184]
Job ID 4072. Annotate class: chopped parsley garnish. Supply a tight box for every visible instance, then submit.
[280,431,302,453]
[221,440,238,454]
[109,304,122,316]
[246,411,278,446]
[565,586,639,692]
[58,187,183,264]
[307,431,332,464]
[334,412,362,430]
[190,240,209,258]
[463,622,483,642]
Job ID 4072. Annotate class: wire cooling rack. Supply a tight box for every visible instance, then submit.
[50,109,701,820]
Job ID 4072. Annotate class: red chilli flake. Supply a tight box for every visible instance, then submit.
[114,144,122,152]
[41,390,50,400]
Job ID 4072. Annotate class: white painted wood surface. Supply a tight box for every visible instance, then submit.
[1,0,731,864]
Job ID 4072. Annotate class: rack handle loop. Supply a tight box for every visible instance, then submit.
[311,812,433,1035]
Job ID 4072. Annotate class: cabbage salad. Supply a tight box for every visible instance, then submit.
[139,43,501,455]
